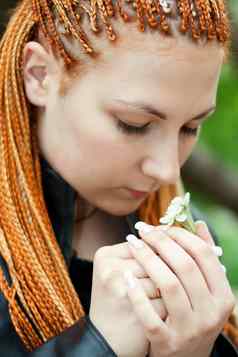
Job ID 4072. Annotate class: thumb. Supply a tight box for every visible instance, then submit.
[194,220,215,246]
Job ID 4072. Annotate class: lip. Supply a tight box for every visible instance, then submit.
[126,188,149,199]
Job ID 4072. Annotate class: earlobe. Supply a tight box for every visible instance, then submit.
[23,42,50,107]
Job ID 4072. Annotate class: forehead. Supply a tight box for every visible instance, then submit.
[98,18,224,63]
[88,20,223,92]
[64,14,224,67]
[64,19,224,115]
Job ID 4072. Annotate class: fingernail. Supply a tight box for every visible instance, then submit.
[221,264,227,273]
[195,220,207,231]
[124,271,137,288]
[134,221,146,230]
[195,220,206,226]
[126,234,144,249]
[212,246,223,257]
[134,221,154,234]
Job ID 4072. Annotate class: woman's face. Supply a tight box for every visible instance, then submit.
[25,24,224,216]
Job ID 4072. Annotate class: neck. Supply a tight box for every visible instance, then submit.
[75,196,98,222]
[72,204,128,261]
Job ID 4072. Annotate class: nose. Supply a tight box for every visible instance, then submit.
[141,151,181,186]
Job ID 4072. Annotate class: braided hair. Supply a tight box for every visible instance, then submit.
[0,0,236,351]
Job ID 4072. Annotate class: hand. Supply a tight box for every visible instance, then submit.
[89,242,167,357]
[124,222,235,357]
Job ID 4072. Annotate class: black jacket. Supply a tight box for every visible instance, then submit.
[0,157,237,357]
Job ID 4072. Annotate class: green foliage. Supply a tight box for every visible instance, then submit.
[188,63,238,289]
[186,0,238,290]
[200,64,238,172]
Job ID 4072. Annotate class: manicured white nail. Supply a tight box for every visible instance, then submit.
[221,264,227,273]
[134,221,146,230]
[195,220,207,227]
[126,234,144,248]
[212,246,223,257]
[134,221,154,233]
[124,271,136,288]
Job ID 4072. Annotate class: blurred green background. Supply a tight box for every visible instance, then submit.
[190,62,238,289]
[185,0,238,290]
[188,62,238,290]
[1,0,238,291]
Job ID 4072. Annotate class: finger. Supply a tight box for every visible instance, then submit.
[112,258,149,278]
[134,279,168,320]
[108,241,158,259]
[115,259,164,299]
[194,220,215,246]
[96,242,134,259]
[124,271,169,341]
[138,228,212,311]
[108,258,164,299]
[101,259,165,305]
[126,234,192,321]
[163,226,229,296]
[139,278,161,299]
[112,259,162,297]
[151,298,168,321]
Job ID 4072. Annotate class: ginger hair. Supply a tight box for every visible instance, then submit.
[0,0,237,352]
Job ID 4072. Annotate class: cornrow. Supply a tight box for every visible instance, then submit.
[144,0,158,28]
[157,1,170,34]
[0,0,236,352]
[190,2,201,39]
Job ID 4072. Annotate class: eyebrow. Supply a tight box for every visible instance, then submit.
[113,99,216,122]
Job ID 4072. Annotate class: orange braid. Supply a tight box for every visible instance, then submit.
[0,0,235,352]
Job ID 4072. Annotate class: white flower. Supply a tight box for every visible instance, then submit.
[160,192,191,227]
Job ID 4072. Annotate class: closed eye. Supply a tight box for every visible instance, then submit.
[116,119,199,137]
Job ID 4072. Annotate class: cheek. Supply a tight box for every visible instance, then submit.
[70,108,134,162]
[71,118,136,176]
[179,137,198,167]
[81,135,134,171]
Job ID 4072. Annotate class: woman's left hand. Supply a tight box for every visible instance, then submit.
[124,223,235,357]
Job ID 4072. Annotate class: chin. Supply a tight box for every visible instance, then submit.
[99,200,143,217]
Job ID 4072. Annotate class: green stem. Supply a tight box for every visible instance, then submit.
[180,208,196,234]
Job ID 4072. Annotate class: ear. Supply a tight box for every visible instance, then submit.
[23,42,52,107]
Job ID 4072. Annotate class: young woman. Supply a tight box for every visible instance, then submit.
[0,0,237,355]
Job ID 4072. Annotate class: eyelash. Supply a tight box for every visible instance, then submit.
[116,120,199,137]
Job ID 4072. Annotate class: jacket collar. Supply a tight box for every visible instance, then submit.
[40,156,139,265]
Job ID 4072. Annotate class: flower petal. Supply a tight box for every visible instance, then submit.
[183,192,190,206]
[169,205,183,217]
[167,206,178,216]
[170,197,183,206]
[160,215,174,225]
[175,213,187,222]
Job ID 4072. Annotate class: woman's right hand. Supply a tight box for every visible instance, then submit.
[89,242,167,357]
